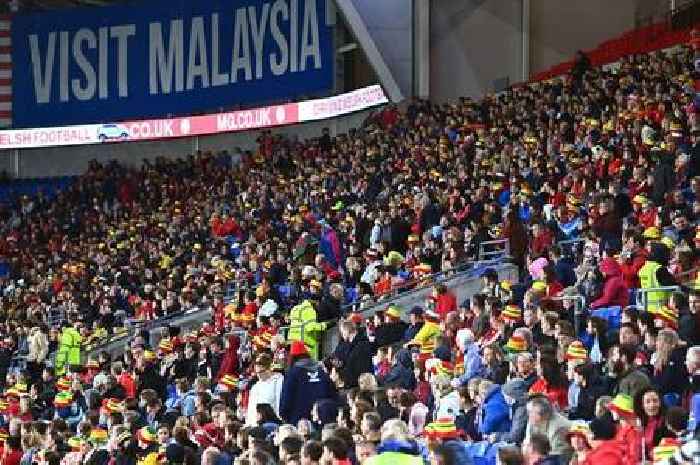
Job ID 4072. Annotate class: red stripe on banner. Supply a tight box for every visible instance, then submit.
[0,63,10,70]
[0,78,9,86]
[0,46,10,54]
[0,15,12,20]
[0,111,11,118]
[0,95,11,102]
[0,32,9,38]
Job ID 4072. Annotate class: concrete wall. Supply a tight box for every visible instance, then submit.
[529,0,671,75]
[428,0,672,101]
[430,0,524,102]
[351,0,413,97]
[10,108,375,178]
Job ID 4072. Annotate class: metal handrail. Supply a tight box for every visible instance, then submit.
[548,293,587,334]
[66,254,515,362]
[635,286,681,312]
[339,257,509,314]
[478,239,510,261]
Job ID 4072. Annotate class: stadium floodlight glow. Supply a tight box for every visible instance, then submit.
[0,84,388,150]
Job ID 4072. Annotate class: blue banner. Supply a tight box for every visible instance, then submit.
[11,0,333,128]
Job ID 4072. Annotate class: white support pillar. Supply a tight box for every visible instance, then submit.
[522,0,531,82]
[333,0,404,102]
[414,0,430,99]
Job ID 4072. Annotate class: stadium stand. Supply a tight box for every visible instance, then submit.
[1,14,700,465]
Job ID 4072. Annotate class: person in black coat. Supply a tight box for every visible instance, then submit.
[569,363,605,421]
[337,320,374,389]
[652,342,688,396]
[374,307,408,349]
[316,285,343,323]
[402,307,424,342]
[135,355,167,400]
[652,150,675,205]
[389,213,411,254]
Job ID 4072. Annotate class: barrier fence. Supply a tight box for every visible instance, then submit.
[72,255,517,364]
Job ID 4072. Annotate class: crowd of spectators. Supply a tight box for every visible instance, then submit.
[0,39,699,465]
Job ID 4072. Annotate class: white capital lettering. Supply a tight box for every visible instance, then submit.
[110,25,135,98]
[210,13,230,87]
[300,0,321,71]
[28,33,56,104]
[149,20,184,95]
[186,16,210,90]
[248,3,270,79]
[269,0,289,76]
[231,7,252,82]
[71,28,97,101]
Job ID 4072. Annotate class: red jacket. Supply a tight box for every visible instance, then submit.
[580,440,625,465]
[434,292,457,320]
[531,230,555,257]
[546,281,564,298]
[636,208,658,229]
[591,258,629,309]
[1,449,22,465]
[529,378,568,410]
[615,423,642,465]
[619,250,647,289]
[119,372,136,399]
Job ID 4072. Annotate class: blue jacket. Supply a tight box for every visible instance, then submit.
[479,385,511,434]
[279,358,336,425]
[458,343,485,386]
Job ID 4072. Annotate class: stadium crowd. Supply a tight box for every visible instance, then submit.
[0,38,699,465]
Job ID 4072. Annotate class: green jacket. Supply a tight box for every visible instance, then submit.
[638,260,668,311]
[288,300,326,359]
[55,327,82,374]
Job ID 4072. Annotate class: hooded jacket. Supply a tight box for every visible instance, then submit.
[458,342,485,386]
[494,379,528,444]
[591,258,629,309]
[479,384,511,434]
[279,357,336,425]
[381,348,416,390]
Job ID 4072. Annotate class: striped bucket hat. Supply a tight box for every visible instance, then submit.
[137,426,158,444]
[608,393,635,418]
[101,398,125,414]
[55,377,72,392]
[90,427,109,445]
[502,304,522,323]
[430,360,454,378]
[158,338,174,355]
[504,335,527,353]
[53,392,74,408]
[565,341,588,361]
[423,418,463,439]
[219,374,239,390]
[652,438,681,464]
[67,436,87,451]
[651,306,678,329]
